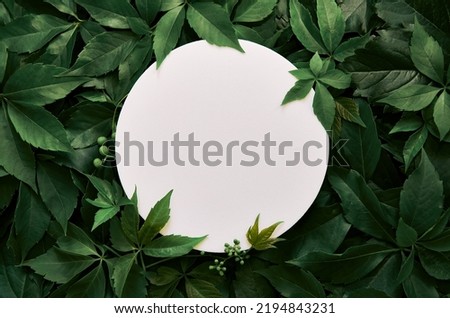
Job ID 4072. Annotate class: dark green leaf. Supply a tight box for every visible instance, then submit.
[403,126,428,170]
[328,168,394,241]
[309,52,323,76]
[4,64,87,107]
[289,244,395,284]
[187,2,243,53]
[37,161,78,232]
[319,69,351,89]
[390,114,423,134]
[153,6,185,67]
[396,218,418,247]
[7,103,72,152]
[289,0,326,54]
[313,82,336,130]
[25,247,95,284]
[37,26,78,68]
[400,151,444,235]
[258,265,325,297]
[232,259,276,297]
[334,34,371,62]
[335,97,365,127]
[0,42,7,83]
[0,14,71,53]
[57,223,98,256]
[149,266,181,286]
[110,217,134,252]
[112,253,147,297]
[233,0,277,23]
[340,0,377,33]
[138,190,172,246]
[418,248,450,280]
[66,265,105,297]
[403,265,439,297]
[161,0,184,12]
[136,0,161,24]
[143,235,205,258]
[316,0,345,52]
[378,84,441,111]
[433,91,450,139]
[0,107,36,191]
[0,176,18,209]
[45,0,77,17]
[92,206,120,231]
[75,0,139,29]
[420,229,450,252]
[185,278,222,298]
[14,183,51,261]
[397,249,415,284]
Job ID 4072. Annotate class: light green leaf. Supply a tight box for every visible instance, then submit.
[0,14,71,53]
[433,91,450,139]
[328,168,394,241]
[44,0,77,17]
[4,63,87,107]
[14,183,51,261]
[396,218,418,247]
[334,34,371,62]
[309,52,323,76]
[187,2,243,53]
[400,151,444,235]
[378,84,441,111]
[64,32,137,76]
[7,103,71,152]
[75,0,139,29]
[319,69,351,89]
[92,206,120,231]
[289,0,326,54]
[0,107,36,191]
[313,82,336,131]
[246,214,283,250]
[289,244,395,284]
[403,126,428,170]
[282,80,314,105]
[136,0,161,24]
[112,253,147,297]
[185,278,222,298]
[258,265,325,297]
[233,0,277,23]
[143,235,205,258]
[25,247,95,284]
[37,161,78,232]
[161,0,184,12]
[316,0,345,52]
[418,248,450,280]
[66,265,106,297]
[410,18,445,84]
[138,190,173,246]
[153,6,185,67]
[390,114,423,134]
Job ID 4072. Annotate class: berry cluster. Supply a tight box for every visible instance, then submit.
[209,259,227,276]
[208,239,250,276]
[93,133,115,168]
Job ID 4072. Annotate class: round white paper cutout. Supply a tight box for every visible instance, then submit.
[116,40,328,252]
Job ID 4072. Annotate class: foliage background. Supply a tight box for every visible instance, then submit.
[1,0,450,297]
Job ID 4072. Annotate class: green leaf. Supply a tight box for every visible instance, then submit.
[25,247,95,284]
[309,52,323,76]
[390,114,423,134]
[64,32,137,76]
[4,63,87,107]
[44,0,77,17]
[246,214,283,250]
[232,259,275,297]
[418,248,450,280]
[400,151,444,235]
[316,0,345,52]
[289,244,395,284]
[334,34,371,62]
[119,34,153,80]
[66,265,105,297]
[340,99,381,179]
[7,103,72,152]
[313,82,336,130]
[396,218,418,247]
[0,176,18,209]
[110,218,134,252]
[420,229,450,252]
[403,126,428,170]
[75,0,139,29]
[328,168,395,241]
[258,265,325,297]
[14,184,51,261]
[319,69,351,89]
[138,190,173,246]
[281,80,314,105]
[149,266,181,286]
[289,0,326,54]
[185,278,222,298]
[233,0,278,23]
[0,42,7,83]
[335,97,365,127]
[136,0,161,24]
[340,0,377,33]
[92,206,120,231]
[37,26,78,68]
[161,0,184,12]
[112,253,147,297]
[433,91,450,139]
[37,161,78,232]
[86,175,118,204]
[410,18,445,84]
[187,2,243,53]
[0,107,36,191]
[0,14,71,53]
[153,6,185,67]
[378,84,441,111]
[57,223,98,256]
[143,235,205,258]
[403,265,439,297]
[121,191,140,245]
[397,249,415,284]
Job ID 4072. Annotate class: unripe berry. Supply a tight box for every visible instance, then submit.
[93,158,103,168]
[99,145,109,156]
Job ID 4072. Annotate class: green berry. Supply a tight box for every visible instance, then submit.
[233,239,240,245]
[99,145,109,156]
[97,136,107,145]
[222,267,227,271]
[209,265,215,270]
[214,259,219,264]
[240,260,245,265]
[111,132,116,139]
[93,158,103,168]
[200,251,205,256]
[219,271,224,276]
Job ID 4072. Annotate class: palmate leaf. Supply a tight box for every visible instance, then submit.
[75,0,139,29]
[187,2,243,53]
[153,6,185,67]
[246,214,283,250]
[3,64,87,107]
[233,0,278,23]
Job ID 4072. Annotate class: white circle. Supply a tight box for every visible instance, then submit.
[116,40,328,252]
